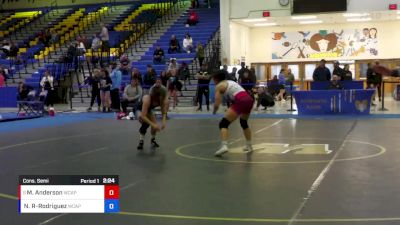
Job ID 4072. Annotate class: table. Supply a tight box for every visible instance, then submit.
[292,89,375,115]
[310,81,364,90]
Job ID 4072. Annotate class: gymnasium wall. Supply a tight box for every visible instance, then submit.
[222,0,400,64]
[245,20,400,63]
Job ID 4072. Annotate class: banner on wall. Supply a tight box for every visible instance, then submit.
[271,28,378,60]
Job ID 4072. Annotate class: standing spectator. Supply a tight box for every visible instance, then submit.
[143,65,156,93]
[179,62,191,90]
[343,64,353,81]
[110,62,122,112]
[238,62,251,83]
[367,62,381,104]
[40,71,55,109]
[77,39,86,56]
[183,33,193,53]
[168,69,181,109]
[240,70,254,98]
[131,68,142,85]
[99,23,109,51]
[86,69,101,112]
[227,67,238,82]
[91,34,101,52]
[191,0,200,8]
[168,35,180,54]
[121,77,142,114]
[160,70,169,87]
[167,58,179,74]
[313,59,331,81]
[153,45,165,64]
[276,69,286,101]
[186,10,199,26]
[195,63,210,111]
[286,68,295,84]
[333,61,346,81]
[99,68,112,112]
[196,42,205,67]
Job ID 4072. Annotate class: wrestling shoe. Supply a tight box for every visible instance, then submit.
[243,145,253,154]
[214,145,228,157]
[137,140,144,150]
[151,138,160,148]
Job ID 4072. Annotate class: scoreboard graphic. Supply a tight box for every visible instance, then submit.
[18,175,119,213]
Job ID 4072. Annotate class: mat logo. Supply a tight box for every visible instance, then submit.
[230,143,332,155]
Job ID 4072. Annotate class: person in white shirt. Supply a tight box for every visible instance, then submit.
[40,71,55,108]
[99,23,109,51]
[182,33,193,53]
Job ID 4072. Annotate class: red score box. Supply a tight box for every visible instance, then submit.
[104,185,119,199]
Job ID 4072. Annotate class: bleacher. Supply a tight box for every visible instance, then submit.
[0,1,222,110]
[127,7,220,84]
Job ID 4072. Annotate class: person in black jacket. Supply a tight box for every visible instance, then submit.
[143,65,157,94]
[195,63,210,111]
[313,59,331,81]
[87,69,101,112]
[332,61,346,81]
[366,62,381,104]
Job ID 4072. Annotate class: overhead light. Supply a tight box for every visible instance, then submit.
[397,11,400,14]
[243,18,267,22]
[254,22,277,26]
[343,13,370,17]
[291,15,317,20]
[347,17,372,22]
[299,20,323,24]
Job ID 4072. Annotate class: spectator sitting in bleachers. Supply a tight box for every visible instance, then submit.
[168,35,181,54]
[17,81,34,101]
[153,45,165,64]
[121,77,142,114]
[186,10,199,26]
[50,30,59,45]
[1,40,10,59]
[9,41,18,58]
[131,68,142,85]
[143,65,157,93]
[183,33,194,53]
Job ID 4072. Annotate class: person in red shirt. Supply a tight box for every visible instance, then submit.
[0,73,5,87]
[186,10,199,26]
